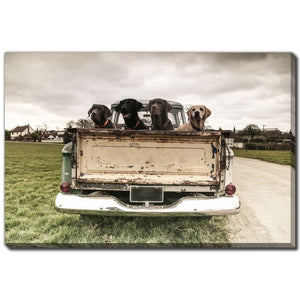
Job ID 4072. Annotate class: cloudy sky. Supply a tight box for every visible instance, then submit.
[4,52,294,132]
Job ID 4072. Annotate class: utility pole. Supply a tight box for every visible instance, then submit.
[262,125,266,132]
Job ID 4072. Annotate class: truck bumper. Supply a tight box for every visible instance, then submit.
[55,193,241,216]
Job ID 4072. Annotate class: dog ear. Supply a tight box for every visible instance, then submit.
[88,104,95,117]
[164,100,172,112]
[115,101,122,113]
[103,105,112,119]
[145,100,153,112]
[204,106,211,119]
[135,100,143,111]
[187,107,192,120]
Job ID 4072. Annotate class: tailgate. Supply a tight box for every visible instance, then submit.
[76,129,221,186]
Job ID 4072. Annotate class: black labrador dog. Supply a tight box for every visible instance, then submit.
[145,98,174,130]
[115,98,147,130]
[88,104,117,128]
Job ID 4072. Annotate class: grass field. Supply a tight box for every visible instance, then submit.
[5,142,229,248]
[233,149,295,168]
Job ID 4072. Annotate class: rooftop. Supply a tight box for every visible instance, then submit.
[11,125,29,133]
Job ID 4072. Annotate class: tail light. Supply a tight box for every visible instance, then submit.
[225,184,236,196]
[60,182,71,193]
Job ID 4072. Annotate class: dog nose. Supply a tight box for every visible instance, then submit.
[121,107,127,114]
[194,111,200,118]
[151,103,158,112]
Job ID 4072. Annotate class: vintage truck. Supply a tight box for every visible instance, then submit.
[55,100,240,216]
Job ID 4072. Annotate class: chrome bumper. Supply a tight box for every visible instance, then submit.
[55,193,241,216]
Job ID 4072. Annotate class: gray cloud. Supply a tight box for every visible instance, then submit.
[4,52,293,131]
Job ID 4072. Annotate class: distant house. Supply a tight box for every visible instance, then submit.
[263,128,281,138]
[233,142,244,149]
[10,124,35,140]
[224,130,244,149]
[47,134,55,141]
[263,128,281,133]
[41,130,64,143]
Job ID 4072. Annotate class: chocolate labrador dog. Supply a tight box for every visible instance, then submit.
[115,98,147,130]
[177,105,211,132]
[88,104,117,128]
[145,98,174,130]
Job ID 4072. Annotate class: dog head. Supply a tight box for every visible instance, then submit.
[115,98,143,119]
[145,98,172,117]
[187,105,211,122]
[88,104,112,124]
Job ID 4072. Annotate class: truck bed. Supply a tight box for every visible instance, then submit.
[75,129,222,187]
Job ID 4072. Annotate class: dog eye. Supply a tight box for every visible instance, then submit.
[200,108,204,111]
[192,108,195,111]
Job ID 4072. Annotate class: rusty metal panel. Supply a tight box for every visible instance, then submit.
[76,129,221,186]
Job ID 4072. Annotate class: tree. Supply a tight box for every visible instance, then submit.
[31,132,38,142]
[66,120,76,128]
[35,128,42,142]
[243,124,261,139]
[76,118,93,128]
[5,130,11,141]
[43,122,48,131]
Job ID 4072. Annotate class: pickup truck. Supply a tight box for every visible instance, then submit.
[55,100,240,216]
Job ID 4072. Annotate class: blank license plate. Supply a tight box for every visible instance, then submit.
[130,186,164,203]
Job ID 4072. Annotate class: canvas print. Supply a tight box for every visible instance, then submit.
[4,52,296,248]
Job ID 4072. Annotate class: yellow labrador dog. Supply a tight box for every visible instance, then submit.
[177,105,211,131]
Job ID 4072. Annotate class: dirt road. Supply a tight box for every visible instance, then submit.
[227,157,295,247]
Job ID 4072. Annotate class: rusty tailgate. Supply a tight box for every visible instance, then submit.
[76,129,221,186]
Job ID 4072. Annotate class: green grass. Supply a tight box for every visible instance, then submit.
[233,149,295,168]
[5,142,230,248]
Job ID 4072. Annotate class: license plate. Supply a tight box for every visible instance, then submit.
[130,186,164,203]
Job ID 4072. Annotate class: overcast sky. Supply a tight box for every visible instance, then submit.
[4,52,294,132]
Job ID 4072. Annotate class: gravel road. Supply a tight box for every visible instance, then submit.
[227,157,295,248]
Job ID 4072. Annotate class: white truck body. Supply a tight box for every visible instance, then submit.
[55,129,240,216]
